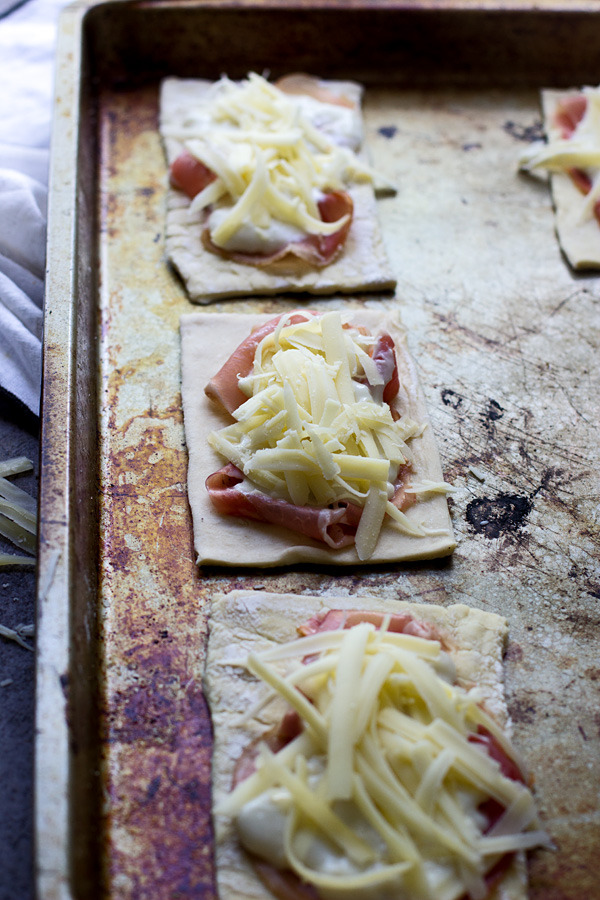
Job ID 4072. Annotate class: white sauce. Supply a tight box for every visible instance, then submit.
[207,207,306,255]
[236,787,465,900]
[290,94,363,150]
[236,792,289,869]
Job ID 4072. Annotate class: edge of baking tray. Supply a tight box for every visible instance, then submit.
[36,1,102,897]
[35,0,600,897]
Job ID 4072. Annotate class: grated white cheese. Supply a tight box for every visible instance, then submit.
[218,624,549,900]
[208,312,426,559]
[176,73,387,253]
[0,457,36,652]
[0,456,36,565]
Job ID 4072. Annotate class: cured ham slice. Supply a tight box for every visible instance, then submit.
[553,93,587,138]
[205,312,400,416]
[168,150,354,268]
[297,607,440,641]
[168,146,354,267]
[200,191,353,269]
[205,312,401,418]
[371,331,399,404]
[205,464,364,550]
[390,464,416,511]
[253,863,319,900]
[275,73,355,110]
[204,462,415,551]
[169,150,216,200]
[470,725,525,786]
[168,151,354,268]
[204,311,315,414]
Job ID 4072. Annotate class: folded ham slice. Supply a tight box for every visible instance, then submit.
[297,607,440,641]
[275,73,355,110]
[205,311,400,416]
[205,462,414,551]
[371,331,399,404]
[205,464,363,549]
[169,150,216,199]
[205,310,315,415]
[554,93,588,138]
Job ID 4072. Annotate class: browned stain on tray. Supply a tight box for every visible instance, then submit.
[99,399,217,894]
[96,85,216,895]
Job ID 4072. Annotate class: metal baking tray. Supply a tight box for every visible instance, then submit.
[37,1,600,897]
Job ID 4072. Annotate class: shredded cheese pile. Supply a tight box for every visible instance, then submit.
[208,311,437,560]
[0,456,36,566]
[0,456,36,652]
[519,86,600,222]
[218,622,549,900]
[175,72,380,248]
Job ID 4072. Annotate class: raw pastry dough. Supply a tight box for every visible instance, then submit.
[527,89,600,269]
[205,590,529,900]
[160,76,396,302]
[180,310,456,567]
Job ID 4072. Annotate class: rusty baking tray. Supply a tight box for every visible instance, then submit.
[37,1,600,897]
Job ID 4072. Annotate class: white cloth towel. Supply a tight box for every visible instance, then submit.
[0,163,46,414]
[0,0,69,415]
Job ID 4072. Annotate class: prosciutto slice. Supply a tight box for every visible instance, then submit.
[469,725,525,785]
[205,311,315,414]
[205,313,400,416]
[169,150,216,200]
[372,332,399,404]
[205,464,363,549]
[391,463,416,511]
[205,463,414,549]
[297,607,440,641]
[275,73,355,110]
[554,93,588,138]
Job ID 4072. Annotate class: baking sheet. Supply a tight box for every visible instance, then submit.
[38,2,600,898]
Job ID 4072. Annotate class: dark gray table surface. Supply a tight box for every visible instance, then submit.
[0,394,39,900]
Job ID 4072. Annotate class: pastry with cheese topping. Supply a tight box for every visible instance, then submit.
[160,73,396,301]
[205,590,550,900]
[519,85,600,269]
[180,309,455,566]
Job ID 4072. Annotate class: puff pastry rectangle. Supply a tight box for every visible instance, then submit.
[204,591,528,900]
[160,76,396,302]
[180,310,456,567]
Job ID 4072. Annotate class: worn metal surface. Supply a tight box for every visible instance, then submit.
[39,1,600,898]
